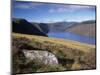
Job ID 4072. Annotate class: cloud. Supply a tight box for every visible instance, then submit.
[49,7,69,13]
[66,5,95,11]
[14,1,95,13]
[14,3,31,9]
[49,4,95,13]
[14,2,43,9]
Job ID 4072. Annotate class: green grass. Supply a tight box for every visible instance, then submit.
[12,33,96,74]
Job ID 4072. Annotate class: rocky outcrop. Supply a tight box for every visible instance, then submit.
[23,50,58,65]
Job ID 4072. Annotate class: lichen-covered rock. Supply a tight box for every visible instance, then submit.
[23,50,58,65]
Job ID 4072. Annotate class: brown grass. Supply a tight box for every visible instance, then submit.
[12,33,96,74]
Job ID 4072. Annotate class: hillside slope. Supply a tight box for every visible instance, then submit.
[47,22,78,32]
[31,22,49,34]
[12,18,47,36]
[65,21,96,37]
[47,20,96,37]
[12,33,96,74]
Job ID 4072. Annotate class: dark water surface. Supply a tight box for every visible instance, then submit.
[48,32,96,45]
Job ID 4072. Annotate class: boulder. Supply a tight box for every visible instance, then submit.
[23,50,58,65]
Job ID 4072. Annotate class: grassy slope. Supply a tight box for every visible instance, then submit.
[12,33,96,73]
[13,33,95,52]
[65,23,96,37]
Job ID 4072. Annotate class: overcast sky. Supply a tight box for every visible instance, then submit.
[12,1,96,23]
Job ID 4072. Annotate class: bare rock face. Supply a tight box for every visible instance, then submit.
[23,50,58,65]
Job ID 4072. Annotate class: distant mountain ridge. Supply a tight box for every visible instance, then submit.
[47,20,95,32]
[47,21,78,32]
[65,20,96,37]
[12,18,96,37]
[81,20,96,24]
[46,20,96,37]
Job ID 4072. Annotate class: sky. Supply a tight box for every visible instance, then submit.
[12,1,96,23]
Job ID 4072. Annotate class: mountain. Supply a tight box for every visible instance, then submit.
[12,18,96,37]
[65,20,96,37]
[81,20,96,24]
[47,20,96,37]
[31,22,49,34]
[12,18,47,36]
[47,21,78,32]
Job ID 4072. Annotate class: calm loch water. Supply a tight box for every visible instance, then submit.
[48,32,96,45]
